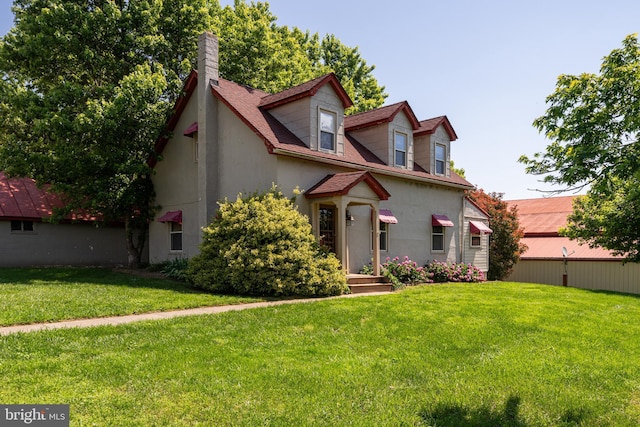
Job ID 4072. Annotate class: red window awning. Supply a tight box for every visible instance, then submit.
[432,214,454,227]
[470,220,493,234]
[379,209,398,224]
[157,210,182,224]
[183,122,198,137]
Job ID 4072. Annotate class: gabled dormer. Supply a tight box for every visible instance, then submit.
[344,101,420,170]
[414,116,458,177]
[258,73,353,156]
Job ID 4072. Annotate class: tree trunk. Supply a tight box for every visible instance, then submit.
[125,217,147,268]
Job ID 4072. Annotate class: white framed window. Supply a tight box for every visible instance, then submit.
[319,109,336,151]
[395,131,407,167]
[170,222,183,251]
[371,221,389,252]
[432,225,444,252]
[435,143,446,175]
[471,234,481,248]
[11,220,35,233]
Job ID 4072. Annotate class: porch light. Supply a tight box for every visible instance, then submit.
[346,209,355,226]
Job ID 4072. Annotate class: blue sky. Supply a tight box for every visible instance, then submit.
[1,1,639,200]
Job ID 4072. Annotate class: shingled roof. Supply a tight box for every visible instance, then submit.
[344,101,420,132]
[258,73,352,110]
[414,115,458,141]
[305,171,390,200]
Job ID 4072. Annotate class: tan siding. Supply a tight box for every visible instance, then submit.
[414,134,430,172]
[349,124,390,165]
[268,97,313,147]
[508,259,640,295]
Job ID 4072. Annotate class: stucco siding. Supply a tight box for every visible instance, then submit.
[217,105,278,201]
[1,221,131,266]
[508,259,640,295]
[150,95,201,262]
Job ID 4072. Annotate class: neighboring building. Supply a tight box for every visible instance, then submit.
[0,172,132,267]
[506,196,640,294]
[149,32,490,275]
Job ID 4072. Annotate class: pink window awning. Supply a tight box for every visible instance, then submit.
[183,122,198,137]
[470,220,493,234]
[157,210,182,224]
[432,214,454,227]
[379,209,398,224]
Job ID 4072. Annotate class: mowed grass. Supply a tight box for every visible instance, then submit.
[0,268,262,326]
[2,282,640,425]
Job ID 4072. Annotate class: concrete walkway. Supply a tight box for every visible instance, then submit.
[0,291,391,336]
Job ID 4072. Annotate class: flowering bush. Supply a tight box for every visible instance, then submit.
[425,261,485,283]
[361,257,485,287]
[360,256,433,289]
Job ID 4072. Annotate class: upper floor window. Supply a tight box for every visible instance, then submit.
[435,143,446,175]
[395,131,407,167]
[319,110,336,151]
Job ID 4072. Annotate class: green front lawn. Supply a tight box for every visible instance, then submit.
[2,282,640,425]
[0,268,262,326]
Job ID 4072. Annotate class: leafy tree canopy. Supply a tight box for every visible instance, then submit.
[0,0,386,266]
[466,189,527,280]
[520,34,640,262]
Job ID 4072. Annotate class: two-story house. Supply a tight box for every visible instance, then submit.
[149,32,491,275]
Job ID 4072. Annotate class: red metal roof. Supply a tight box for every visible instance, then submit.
[520,237,621,261]
[507,196,576,235]
[506,196,621,260]
[0,172,94,222]
[304,171,390,200]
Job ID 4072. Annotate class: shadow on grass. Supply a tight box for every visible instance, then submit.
[0,267,205,295]
[420,396,588,426]
[419,396,526,427]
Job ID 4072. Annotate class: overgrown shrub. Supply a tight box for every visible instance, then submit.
[187,186,348,297]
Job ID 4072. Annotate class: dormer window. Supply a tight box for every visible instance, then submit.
[319,110,336,151]
[435,143,446,175]
[394,131,407,167]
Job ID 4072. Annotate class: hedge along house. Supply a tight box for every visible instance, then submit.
[149,32,490,276]
[0,172,133,266]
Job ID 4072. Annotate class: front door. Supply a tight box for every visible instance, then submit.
[319,205,336,253]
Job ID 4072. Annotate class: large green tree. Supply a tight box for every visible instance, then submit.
[466,189,527,280]
[520,34,640,262]
[0,0,386,266]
